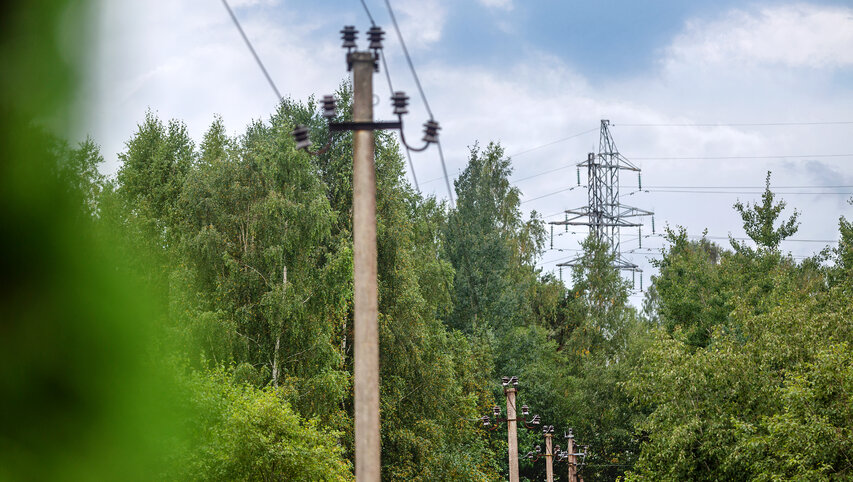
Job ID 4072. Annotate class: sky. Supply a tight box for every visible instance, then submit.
[84,0,853,305]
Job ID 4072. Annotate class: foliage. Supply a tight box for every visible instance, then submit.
[173,367,352,481]
[444,142,545,334]
[625,187,852,481]
[732,171,800,252]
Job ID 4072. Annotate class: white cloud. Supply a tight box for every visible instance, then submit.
[665,4,853,70]
[393,0,447,48]
[477,0,513,11]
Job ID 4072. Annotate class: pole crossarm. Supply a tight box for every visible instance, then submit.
[329,121,402,132]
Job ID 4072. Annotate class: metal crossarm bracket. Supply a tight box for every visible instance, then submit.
[328,121,402,132]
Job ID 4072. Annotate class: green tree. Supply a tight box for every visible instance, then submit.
[444,142,545,334]
[173,368,353,481]
[733,171,799,252]
[650,227,728,348]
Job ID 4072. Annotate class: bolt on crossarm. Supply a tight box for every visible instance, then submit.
[290,24,441,482]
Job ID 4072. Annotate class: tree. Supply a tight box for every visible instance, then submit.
[444,142,544,334]
[174,368,352,481]
[650,227,728,348]
[733,171,799,252]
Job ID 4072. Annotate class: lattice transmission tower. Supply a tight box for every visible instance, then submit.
[549,120,653,289]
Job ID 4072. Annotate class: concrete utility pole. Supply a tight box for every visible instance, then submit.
[351,50,380,482]
[293,24,439,482]
[545,431,554,482]
[506,386,519,482]
[567,428,577,482]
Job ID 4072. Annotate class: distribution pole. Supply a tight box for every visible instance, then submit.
[351,50,380,482]
[292,24,440,482]
[506,387,519,482]
[567,428,577,482]
[545,431,554,482]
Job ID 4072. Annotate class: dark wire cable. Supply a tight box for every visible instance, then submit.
[509,127,599,158]
[436,140,455,206]
[359,0,376,25]
[382,0,432,119]
[382,0,453,205]
[633,153,853,160]
[221,0,282,102]
[520,185,582,204]
[614,121,853,127]
[380,50,420,193]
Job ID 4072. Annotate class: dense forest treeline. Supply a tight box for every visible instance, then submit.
[5,88,852,480]
[37,89,850,481]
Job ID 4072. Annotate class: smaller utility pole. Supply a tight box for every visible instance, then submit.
[481,377,543,482]
[567,428,576,482]
[544,429,554,482]
[506,382,519,482]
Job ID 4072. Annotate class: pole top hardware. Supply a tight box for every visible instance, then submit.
[341,25,358,52]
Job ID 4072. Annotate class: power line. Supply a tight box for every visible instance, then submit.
[378,49,420,192]
[221,0,282,102]
[644,190,853,195]
[382,0,432,119]
[633,153,853,160]
[509,127,599,158]
[520,185,583,204]
[629,185,853,189]
[613,121,853,127]
[419,127,598,187]
[382,0,453,205]
[359,0,376,25]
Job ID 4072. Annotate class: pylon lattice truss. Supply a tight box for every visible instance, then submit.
[550,120,653,281]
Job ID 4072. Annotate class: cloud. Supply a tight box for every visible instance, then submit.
[392,0,447,49]
[477,0,513,11]
[665,4,853,70]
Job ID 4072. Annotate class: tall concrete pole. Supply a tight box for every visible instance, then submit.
[506,387,519,482]
[351,50,380,482]
[545,432,554,482]
[567,429,577,482]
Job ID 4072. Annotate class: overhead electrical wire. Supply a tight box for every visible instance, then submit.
[358,0,376,25]
[382,0,454,205]
[613,121,853,127]
[419,127,599,187]
[221,0,282,102]
[642,190,853,195]
[508,127,599,158]
[633,153,853,160]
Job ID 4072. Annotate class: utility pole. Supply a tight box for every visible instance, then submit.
[293,25,441,482]
[505,383,519,482]
[544,429,554,482]
[481,377,543,482]
[351,50,380,482]
[567,428,576,482]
